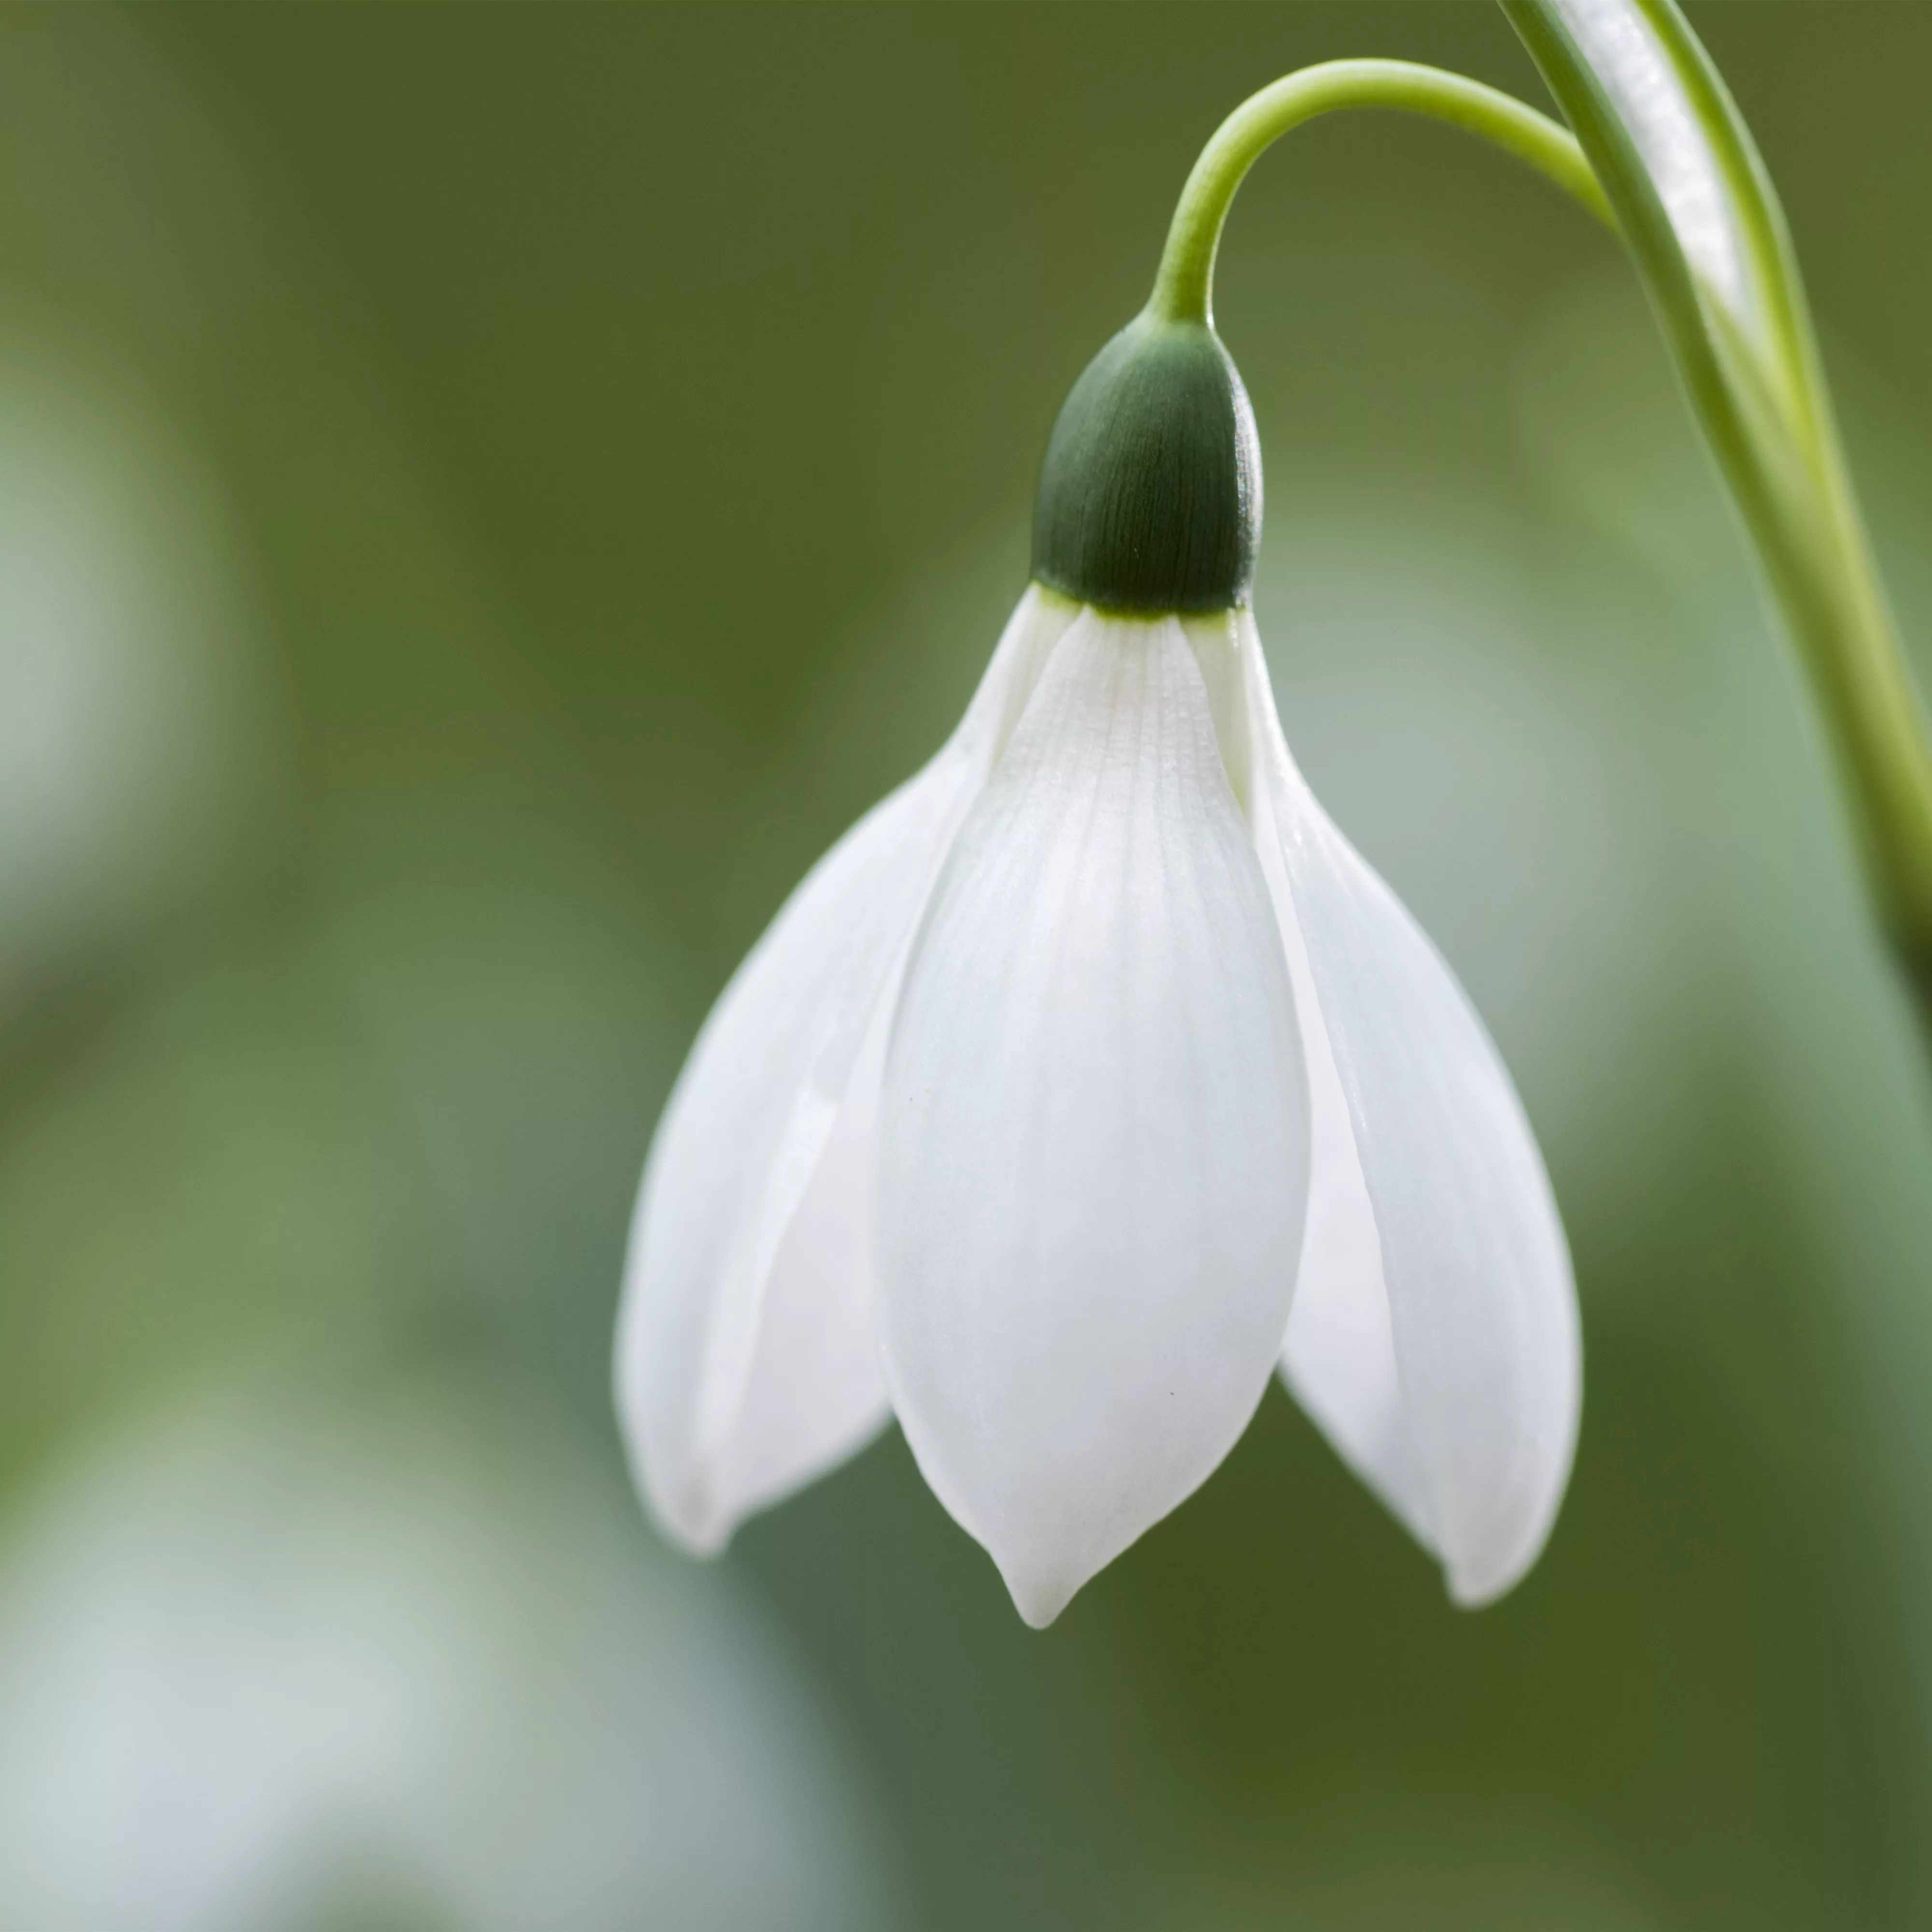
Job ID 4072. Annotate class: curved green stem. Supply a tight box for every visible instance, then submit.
[1150,58,1615,327]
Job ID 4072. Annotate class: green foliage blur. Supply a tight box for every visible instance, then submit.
[2,6,1932,1929]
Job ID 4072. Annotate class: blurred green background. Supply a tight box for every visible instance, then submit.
[2,4,1932,1928]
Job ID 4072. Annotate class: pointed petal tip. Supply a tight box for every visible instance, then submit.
[645,1487,734,1562]
[1442,1332,1581,1611]
[1445,1562,1512,1612]
[619,1442,737,1561]
[1001,1559,1080,1631]
[1440,1506,1563,1609]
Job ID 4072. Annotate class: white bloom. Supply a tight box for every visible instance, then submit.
[617,583,1580,1626]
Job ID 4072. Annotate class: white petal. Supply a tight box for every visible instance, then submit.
[1240,613,1580,1604]
[616,588,1078,1551]
[880,609,1309,1626]
[1185,605,1434,1547]
[1277,943,1439,1554]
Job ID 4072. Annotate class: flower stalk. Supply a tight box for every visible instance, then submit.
[1149,58,1616,329]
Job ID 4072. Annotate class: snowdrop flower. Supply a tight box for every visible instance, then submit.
[615,3,1932,1633]
[618,285,1582,1626]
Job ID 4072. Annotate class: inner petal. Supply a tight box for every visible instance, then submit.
[1277,927,1438,1555]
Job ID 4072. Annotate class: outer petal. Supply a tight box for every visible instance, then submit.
[1239,613,1580,1604]
[617,588,1077,1552]
[880,609,1309,1627]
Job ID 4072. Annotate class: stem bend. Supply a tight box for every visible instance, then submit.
[1151,58,1614,327]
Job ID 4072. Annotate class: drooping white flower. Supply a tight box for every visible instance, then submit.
[616,308,1580,1626]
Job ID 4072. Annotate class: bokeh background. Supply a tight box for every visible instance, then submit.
[2,4,1931,1928]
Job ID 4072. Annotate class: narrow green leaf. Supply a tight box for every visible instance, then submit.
[1505,0,1932,1019]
